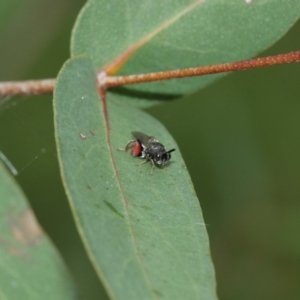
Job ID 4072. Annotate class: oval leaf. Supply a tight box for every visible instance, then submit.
[54,56,217,300]
[71,0,300,99]
[0,162,77,300]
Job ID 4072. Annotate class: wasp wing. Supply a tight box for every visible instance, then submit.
[132,131,156,147]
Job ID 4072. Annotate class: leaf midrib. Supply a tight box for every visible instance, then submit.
[103,0,206,74]
[100,90,158,300]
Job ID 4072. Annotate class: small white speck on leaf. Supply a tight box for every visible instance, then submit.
[79,132,86,140]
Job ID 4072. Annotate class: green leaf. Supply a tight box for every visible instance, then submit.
[71,0,300,99]
[0,162,78,300]
[54,56,217,300]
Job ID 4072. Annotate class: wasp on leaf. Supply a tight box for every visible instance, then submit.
[119,131,175,174]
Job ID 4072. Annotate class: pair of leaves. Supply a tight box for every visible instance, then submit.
[1,0,299,299]
[54,0,300,299]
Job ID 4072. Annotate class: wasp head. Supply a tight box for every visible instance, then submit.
[154,148,176,166]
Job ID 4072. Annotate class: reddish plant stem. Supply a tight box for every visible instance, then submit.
[102,51,300,88]
[0,79,55,96]
[0,51,299,96]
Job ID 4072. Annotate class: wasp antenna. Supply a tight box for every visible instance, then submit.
[167,149,176,154]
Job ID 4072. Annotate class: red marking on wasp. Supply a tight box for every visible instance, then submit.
[130,141,142,157]
[118,139,142,157]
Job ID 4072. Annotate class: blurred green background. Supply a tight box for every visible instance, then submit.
[0,1,300,299]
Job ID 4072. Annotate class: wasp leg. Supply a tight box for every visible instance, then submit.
[150,159,155,175]
[118,140,135,151]
[138,160,149,166]
[137,159,155,174]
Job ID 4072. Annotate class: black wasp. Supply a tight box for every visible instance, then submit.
[119,131,175,174]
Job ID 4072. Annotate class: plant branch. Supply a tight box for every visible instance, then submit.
[101,51,300,88]
[0,79,55,96]
[0,51,300,96]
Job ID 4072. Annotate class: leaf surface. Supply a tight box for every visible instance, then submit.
[0,162,77,300]
[72,0,300,103]
[54,56,217,300]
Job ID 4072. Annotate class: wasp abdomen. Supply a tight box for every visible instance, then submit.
[130,141,142,157]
